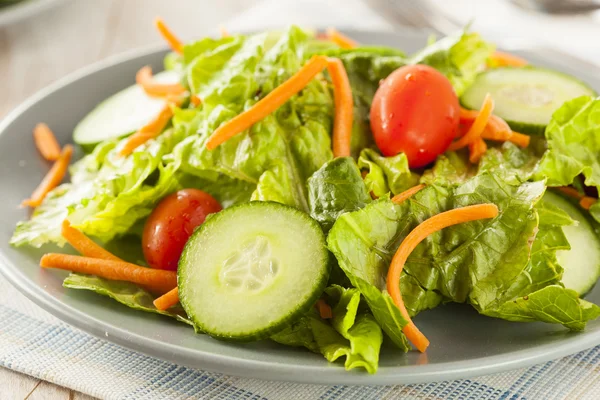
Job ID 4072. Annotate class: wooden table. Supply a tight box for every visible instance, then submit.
[0,0,257,397]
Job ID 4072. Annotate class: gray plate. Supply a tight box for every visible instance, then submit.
[1,30,600,386]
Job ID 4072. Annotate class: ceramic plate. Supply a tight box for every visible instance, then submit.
[1,30,600,385]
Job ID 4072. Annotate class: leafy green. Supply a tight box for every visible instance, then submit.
[410,31,495,95]
[272,286,383,374]
[329,172,599,333]
[172,26,334,213]
[63,274,192,326]
[358,149,419,197]
[537,96,600,187]
[420,150,473,186]
[308,157,371,232]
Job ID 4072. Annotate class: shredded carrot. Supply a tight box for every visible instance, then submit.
[468,138,488,163]
[153,287,180,310]
[190,95,202,107]
[205,55,329,150]
[391,184,426,204]
[557,186,583,199]
[33,123,61,161]
[219,25,229,38]
[448,94,494,151]
[22,145,73,208]
[386,204,499,352]
[119,104,175,156]
[580,196,597,210]
[154,17,183,54]
[462,107,530,148]
[136,66,186,97]
[327,58,353,158]
[40,254,177,295]
[488,51,528,67]
[61,220,123,262]
[326,28,358,49]
[315,299,333,319]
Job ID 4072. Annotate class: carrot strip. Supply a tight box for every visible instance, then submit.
[580,196,597,210]
[326,28,358,49]
[506,131,530,148]
[22,145,73,208]
[463,107,530,148]
[40,254,177,295]
[391,184,426,204]
[468,138,488,163]
[219,25,229,38]
[154,17,183,54]
[136,66,186,97]
[315,299,333,319]
[488,51,528,67]
[33,123,61,161]
[190,95,202,107]
[448,94,494,151]
[386,204,499,352]
[205,55,329,150]
[327,58,353,158]
[153,287,180,310]
[61,220,123,262]
[557,186,583,199]
[119,104,174,156]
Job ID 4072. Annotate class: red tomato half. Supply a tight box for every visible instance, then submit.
[370,64,460,168]
[142,189,222,271]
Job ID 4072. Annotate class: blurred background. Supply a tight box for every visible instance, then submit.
[1,0,600,118]
[1,0,600,397]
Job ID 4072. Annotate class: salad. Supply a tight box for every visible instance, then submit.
[11,19,600,374]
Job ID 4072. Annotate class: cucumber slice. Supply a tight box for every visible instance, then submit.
[544,191,600,296]
[178,202,330,341]
[461,67,596,135]
[73,71,181,150]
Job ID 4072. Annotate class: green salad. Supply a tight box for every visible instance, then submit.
[12,21,600,374]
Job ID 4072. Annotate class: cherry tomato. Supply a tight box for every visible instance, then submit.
[142,189,222,271]
[370,64,460,168]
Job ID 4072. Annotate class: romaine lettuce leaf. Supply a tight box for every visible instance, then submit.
[537,96,600,187]
[63,274,193,326]
[328,171,599,335]
[358,148,419,197]
[410,31,495,96]
[271,285,383,374]
[173,26,334,212]
[308,157,371,232]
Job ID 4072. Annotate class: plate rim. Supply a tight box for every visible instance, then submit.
[1,29,600,386]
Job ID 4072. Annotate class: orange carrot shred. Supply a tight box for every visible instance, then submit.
[136,66,186,97]
[219,25,229,38]
[327,58,353,158]
[580,196,597,210]
[190,95,202,107]
[506,131,530,148]
[33,123,61,161]
[326,28,358,49]
[119,104,175,156]
[468,138,488,163]
[391,184,426,204]
[154,17,183,54]
[40,253,177,295]
[315,299,333,319]
[22,145,73,208]
[448,94,494,151]
[205,55,329,150]
[488,51,528,67]
[61,220,123,262]
[386,204,499,352]
[154,287,180,310]
[557,186,583,199]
